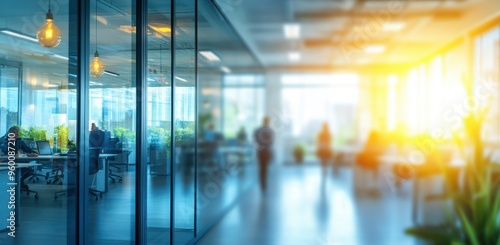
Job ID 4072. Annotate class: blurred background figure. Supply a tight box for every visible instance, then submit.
[254,116,274,193]
[236,126,247,145]
[203,123,218,143]
[316,122,333,179]
[200,123,222,168]
[355,130,388,195]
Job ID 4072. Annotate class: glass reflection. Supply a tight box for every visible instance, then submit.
[146,0,172,243]
[0,0,77,243]
[86,0,136,243]
[196,0,263,233]
[174,0,196,242]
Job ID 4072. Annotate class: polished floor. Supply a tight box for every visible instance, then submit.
[0,162,429,244]
[0,160,255,245]
[197,165,422,245]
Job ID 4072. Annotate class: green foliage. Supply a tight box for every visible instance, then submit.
[148,124,194,147]
[20,126,47,141]
[175,126,194,145]
[406,109,500,245]
[113,126,135,142]
[54,125,69,149]
[198,113,213,134]
[149,127,170,145]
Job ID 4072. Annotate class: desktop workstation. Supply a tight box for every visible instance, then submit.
[0,134,121,196]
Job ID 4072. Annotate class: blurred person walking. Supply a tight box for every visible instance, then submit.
[316,122,333,178]
[254,116,274,192]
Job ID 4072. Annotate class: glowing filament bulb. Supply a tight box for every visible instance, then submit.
[37,10,61,48]
[90,51,105,77]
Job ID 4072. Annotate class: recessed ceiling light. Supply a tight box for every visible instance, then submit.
[364,45,385,54]
[48,84,58,88]
[149,25,171,33]
[53,54,69,60]
[382,22,405,31]
[95,15,108,25]
[288,52,301,61]
[175,76,187,82]
[199,51,221,62]
[119,25,136,34]
[283,23,300,39]
[220,66,231,73]
[0,29,38,42]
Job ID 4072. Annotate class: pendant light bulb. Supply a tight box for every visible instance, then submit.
[37,8,61,48]
[90,51,105,77]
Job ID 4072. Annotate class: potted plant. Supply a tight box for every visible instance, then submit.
[54,124,69,152]
[293,144,305,164]
[405,108,500,245]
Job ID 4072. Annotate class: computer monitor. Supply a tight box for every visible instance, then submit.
[36,140,53,155]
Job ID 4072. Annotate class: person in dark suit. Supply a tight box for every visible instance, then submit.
[0,126,38,189]
[89,123,105,149]
[254,116,274,192]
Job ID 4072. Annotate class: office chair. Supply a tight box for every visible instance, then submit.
[54,150,103,201]
[89,149,104,200]
[355,150,382,196]
[20,139,47,183]
[21,184,39,199]
[31,140,64,185]
[105,138,124,182]
[109,168,123,183]
[54,152,77,200]
[26,165,48,183]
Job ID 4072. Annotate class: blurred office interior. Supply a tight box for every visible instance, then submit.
[0,0,499,244]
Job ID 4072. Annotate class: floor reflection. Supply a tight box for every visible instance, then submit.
[199,165,419,245]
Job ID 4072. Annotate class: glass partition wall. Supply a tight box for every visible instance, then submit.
[86,0,137,243]
[0,0,78,244]
[146,0,172,244]
[196,0,262,233]
[0,0,262,244]
[173,0,197,243]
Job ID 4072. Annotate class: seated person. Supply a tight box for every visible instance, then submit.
[356,130,387,173]
[90,123,105,149]
[0,126,38,189]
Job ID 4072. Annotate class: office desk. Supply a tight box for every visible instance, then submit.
[0,163,42,232]
[1,153,118,193]
[95,153,118,193]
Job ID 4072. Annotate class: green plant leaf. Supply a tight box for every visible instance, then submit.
[457,206,480,245]
[405,227,457,244]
